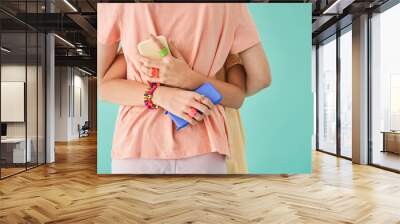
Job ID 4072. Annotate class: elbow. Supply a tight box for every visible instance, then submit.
[232,99,244,109]
[260,73,271,89]
[246,72,272,96]
[236,99,245,109]
[260,67,272,89]
[231,91,246,109]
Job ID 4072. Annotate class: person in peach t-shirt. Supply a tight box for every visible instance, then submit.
[98,3,271,174]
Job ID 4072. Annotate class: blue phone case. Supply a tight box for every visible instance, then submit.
[165,83,222,130]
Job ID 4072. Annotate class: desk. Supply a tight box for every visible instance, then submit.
[1,138,31,163]
[381,131,400,154]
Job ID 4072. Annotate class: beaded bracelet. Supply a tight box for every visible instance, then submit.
[144,82,160,109]
[143,47,168,109]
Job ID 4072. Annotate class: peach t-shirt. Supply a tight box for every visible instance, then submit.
[98,3,260,160]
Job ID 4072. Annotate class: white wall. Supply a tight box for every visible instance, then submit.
[1,64,46,164]
[54,66,70,141]
[1,65,27,141]
[54,67,89,141]
[1,65,26,129]
[71,73,89,139]
[1,65,40,137]
[1,82,25,122]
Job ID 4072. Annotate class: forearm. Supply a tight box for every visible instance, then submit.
[227,65,247,93]
[97,42,119,86]
[100,73,245,109]
[188,70,245,109]
[98,50,146,106]
[99,78,147,106]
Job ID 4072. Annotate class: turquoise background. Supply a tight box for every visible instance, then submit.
[97,4,312,174]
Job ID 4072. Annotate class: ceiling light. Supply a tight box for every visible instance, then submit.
[77,67,93,76]
[54,34,75,48]
[323,0,354,15]
[76,48,86,55]
[63,0,78,12]
[1,47,11,53]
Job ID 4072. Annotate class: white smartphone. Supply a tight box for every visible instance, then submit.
[137,35,169,59]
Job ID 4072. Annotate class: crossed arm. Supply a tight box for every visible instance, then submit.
[98,39,271,124]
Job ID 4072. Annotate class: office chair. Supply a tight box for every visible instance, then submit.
[79,121,90,138]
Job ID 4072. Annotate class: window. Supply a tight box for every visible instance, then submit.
[371,2,400,171]
[339,29,352,158]
[317,36,337,154]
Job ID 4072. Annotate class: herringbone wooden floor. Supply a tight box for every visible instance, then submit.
[1,135,400,224]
